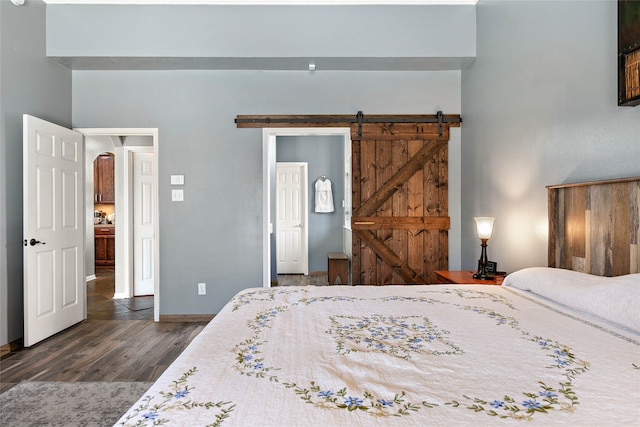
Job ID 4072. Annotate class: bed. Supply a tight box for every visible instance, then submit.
[116,178,640,426]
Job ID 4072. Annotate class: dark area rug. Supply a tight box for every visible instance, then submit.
[0,381,152,426]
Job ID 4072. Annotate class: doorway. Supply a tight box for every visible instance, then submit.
[79,128,159,321]
[90,151,137,319]
[263,128,352,287]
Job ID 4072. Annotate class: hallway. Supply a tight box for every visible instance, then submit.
[88,267,154,320]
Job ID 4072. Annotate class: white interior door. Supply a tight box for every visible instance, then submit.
[133,151,155,296]
[276,162,308,274]
[23,114,85,347]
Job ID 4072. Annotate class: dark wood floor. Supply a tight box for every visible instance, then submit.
[276,271,329,286]
[0,268,208,393]
[87,267,155,320]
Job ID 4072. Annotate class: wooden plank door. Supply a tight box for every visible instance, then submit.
[351,123,450,285]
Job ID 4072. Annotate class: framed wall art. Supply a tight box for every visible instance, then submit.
[618,0,640,106]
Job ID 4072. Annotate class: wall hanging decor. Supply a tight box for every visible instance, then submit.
[618,0,640,106]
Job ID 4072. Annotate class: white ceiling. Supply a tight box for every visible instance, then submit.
[43,1,478,5]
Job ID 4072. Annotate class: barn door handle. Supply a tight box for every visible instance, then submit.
[29,238,45,246]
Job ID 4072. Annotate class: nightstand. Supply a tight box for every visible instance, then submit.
[434,270,504,285]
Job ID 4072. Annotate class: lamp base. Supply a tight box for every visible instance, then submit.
[472,272,495,280]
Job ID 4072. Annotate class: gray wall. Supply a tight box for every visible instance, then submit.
[276,135,345,272]
[0,0,72,346]
[461,0,640,274]
[47,5,475,67]
[72,70,462,316]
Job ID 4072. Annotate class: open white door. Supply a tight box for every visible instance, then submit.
[23,115,85,347]
[133,151,155,296]
[276,162,308,275]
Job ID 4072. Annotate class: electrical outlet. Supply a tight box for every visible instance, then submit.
[197,282,206,295]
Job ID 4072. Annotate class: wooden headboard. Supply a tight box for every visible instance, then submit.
[547,177,640,276]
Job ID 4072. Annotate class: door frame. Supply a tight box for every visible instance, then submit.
[262,127,351,287]
[77,128,160,321]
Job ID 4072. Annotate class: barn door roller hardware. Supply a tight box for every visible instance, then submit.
[235,111,462,138]
[356,111,364,139]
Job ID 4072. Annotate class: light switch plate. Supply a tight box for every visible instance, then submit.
[170,174,185,185]
[171,189,184,201]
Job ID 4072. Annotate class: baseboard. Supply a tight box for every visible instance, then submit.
[112,292,128,299]
[159,314,214,323]
[86,274,97,282]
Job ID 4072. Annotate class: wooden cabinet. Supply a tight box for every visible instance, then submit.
[434,270,504,285]
[327,253,349,285]
[95,227,115,266]
[94,154,115,204]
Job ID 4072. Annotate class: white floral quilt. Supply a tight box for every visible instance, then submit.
[115,285,640,426]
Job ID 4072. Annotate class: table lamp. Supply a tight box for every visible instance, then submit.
[473,217,496,280]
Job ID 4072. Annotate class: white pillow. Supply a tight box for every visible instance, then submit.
[503,267,640,333]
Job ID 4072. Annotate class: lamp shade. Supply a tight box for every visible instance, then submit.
[474,217,496,240]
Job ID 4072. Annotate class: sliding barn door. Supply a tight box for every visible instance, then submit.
[351,123,450,285]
